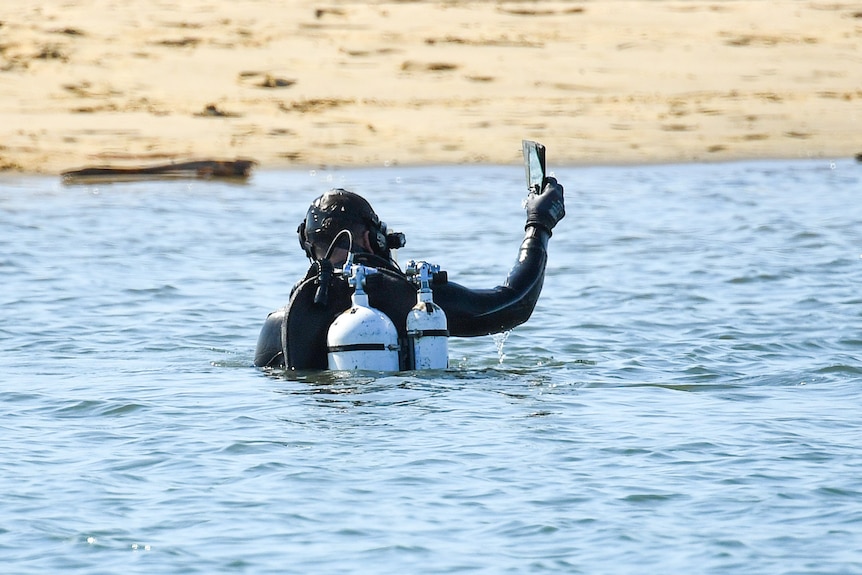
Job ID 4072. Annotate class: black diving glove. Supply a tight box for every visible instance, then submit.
[525,176,565,235]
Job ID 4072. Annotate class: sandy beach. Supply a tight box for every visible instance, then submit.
[1,1,860,174]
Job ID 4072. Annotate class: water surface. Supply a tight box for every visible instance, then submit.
[1,159,861,573]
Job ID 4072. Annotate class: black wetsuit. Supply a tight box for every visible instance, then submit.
[254,226,550,370]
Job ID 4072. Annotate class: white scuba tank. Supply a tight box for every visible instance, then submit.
[327,264,400,371]
[406,261,449,370]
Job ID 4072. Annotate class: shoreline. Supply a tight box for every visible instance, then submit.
[3,154,853,186]
[1,1,860,176]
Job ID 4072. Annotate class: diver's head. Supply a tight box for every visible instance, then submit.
[297,188,405,263]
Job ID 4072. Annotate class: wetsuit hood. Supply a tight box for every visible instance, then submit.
[297,188,404,261]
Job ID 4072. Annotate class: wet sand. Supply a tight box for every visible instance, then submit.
[1,1,860,174]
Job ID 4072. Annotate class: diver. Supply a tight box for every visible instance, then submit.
[254,176,565,370]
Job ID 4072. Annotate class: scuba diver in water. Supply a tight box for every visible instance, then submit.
[254,175,565,370]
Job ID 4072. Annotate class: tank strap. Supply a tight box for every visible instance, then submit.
[328,343,391,353]
[407,329,450,338]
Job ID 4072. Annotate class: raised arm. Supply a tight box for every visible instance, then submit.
[433,177,565,336]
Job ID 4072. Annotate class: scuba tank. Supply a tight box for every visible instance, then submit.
[326,262,400,371]
[405,260,449,370]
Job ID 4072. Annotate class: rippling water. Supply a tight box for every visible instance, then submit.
[2,159,861,573]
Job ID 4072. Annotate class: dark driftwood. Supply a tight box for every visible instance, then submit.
[61,159,257,183]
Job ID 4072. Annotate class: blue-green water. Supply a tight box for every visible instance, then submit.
[2,160,861,574]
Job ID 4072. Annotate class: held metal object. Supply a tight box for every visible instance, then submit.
[522,140,546,194]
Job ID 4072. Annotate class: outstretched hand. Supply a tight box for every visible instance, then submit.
[525,177,565,235]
